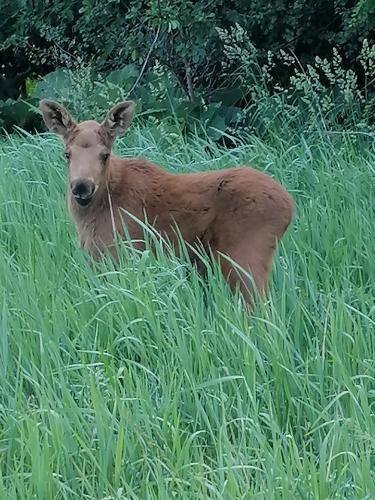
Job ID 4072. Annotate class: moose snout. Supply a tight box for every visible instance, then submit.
[71,179,95,206]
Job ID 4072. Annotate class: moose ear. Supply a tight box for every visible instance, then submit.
[39,99,75,137]
[101,101,135,140]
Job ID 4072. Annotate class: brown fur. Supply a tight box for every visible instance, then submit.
[40,99,294,304]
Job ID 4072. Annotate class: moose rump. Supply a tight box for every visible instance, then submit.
[152,166,293,301]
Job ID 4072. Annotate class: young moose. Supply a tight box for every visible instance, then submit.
[40,99,293,304]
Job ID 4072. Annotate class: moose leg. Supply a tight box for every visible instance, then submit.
[215,227,278,305]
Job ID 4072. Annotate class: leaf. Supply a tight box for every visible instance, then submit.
[206,112,226,140]
[106,65,139,88]
[25,77,37,97]
[0,97,39,130]
[31,69,72,101]
[220,105,243,124]
[209,87,245,106]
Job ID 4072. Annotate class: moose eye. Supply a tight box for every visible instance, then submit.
[101,153,110,163]
[64,151,71,161]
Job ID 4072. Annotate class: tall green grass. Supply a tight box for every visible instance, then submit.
[0,124,374,499]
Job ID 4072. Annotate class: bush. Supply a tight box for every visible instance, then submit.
[2,0,374,94]
[1,0,374,135]
[29,64,241,142]
[217,27,375,133]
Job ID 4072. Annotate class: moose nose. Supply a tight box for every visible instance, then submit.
[71,180,95,206]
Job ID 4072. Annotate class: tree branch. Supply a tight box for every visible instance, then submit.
[128,25,161,96]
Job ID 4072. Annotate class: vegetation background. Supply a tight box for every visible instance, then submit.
[0,1,374,498]
[1,0,375,137]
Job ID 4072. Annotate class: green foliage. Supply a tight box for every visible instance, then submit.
[217,28,375,134]
[3,33,375,139]
[22,35,375,141]
[0,125,374,498]
[27,65,239,141]
[1,0,374,134]
[0,98,39,130]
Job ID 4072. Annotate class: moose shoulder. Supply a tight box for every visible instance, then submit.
[39,99,294,305]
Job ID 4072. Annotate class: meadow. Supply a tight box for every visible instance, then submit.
[0,124,374,499]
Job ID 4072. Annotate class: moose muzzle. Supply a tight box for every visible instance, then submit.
[71,180,95,206]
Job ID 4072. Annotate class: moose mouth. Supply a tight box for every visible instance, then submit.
[71,183,97,207]
[74,195,93,207]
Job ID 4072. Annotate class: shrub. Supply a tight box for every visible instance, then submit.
[30,64,241,142]
[2,0,374,97]
[1,0,374,135]
[217,26,375,134]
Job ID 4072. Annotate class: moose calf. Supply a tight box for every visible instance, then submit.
[40,99,293,304]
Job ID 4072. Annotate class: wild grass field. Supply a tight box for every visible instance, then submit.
[0,124,374,499]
